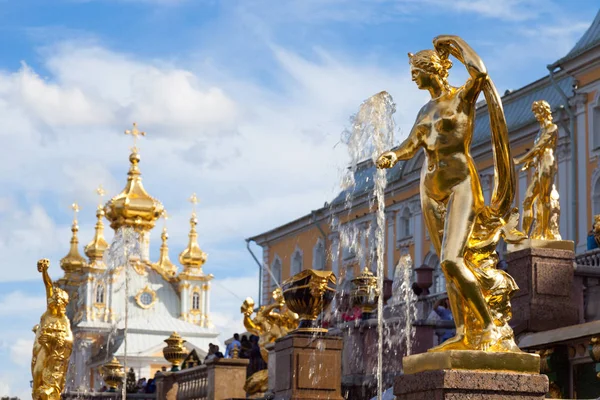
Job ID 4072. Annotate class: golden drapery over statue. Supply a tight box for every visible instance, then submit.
[32,259,73,400]
[377,35,526,353]
[514,100,561,241]
[240,288,299,396]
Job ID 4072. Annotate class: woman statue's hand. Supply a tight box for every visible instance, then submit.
[376,152,397,169]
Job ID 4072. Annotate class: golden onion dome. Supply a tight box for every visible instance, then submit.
[179,213,208,271]
[104,147,164,232]
[154,226,178,279]
[60,203,87,273]
[84,205,108,264]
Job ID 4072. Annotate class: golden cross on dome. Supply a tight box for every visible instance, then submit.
[189,193,199,215]
[125,122,146,151]
[96,185,105,206]
[162,210,169,229]
[72,202,80,222]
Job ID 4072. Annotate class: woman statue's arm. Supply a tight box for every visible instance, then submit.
[434,35,487,101]
[514,125,556,166]
[376,120,422,169]
[37,259,53,302]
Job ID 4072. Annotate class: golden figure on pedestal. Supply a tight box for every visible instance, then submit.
[31,259,73,400]
[241,288,299,396]
[514,100,561,241]
[377,35,526,353]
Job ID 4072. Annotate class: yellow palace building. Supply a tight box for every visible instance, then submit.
[248,11,600,309]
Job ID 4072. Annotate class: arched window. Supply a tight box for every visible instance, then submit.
[593,176,600,217]
[313,240,325,270]
[424,252,445,294]
[271,258,282,292]
[399,208,412,239]
[593,96,600,150]
[95,284,104,304]
[192,291,200,310]
[291,249,303,276]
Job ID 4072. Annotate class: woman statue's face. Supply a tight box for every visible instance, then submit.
[411,67,437,91]
[411,67,429,89]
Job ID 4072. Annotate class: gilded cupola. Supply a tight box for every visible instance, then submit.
[84,186,109,266]
[153,212,178,279]
[60,203,87,274]
[179,194,208,278]
[103,123,164,232]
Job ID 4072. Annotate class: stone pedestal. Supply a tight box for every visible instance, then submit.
[506,244,581,333]
[265,342,277,399]
[394,370,549,400]
[274,334,343,400]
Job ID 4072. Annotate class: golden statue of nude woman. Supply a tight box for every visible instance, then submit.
[514,100,561,241]
[31,259,73,400]
[377,35,525,352]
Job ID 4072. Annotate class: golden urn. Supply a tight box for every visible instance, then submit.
[100,357,124,392]
[281,269,336,334]
[351,267,379,318]
[163,332,188,371]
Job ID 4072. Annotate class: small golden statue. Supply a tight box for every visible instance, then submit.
[241,288,299,396]
[514,100,561,241]
[31,259,73,400]
[377,35,525,353]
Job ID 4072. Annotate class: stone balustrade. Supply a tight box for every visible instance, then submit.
[62,393,156,399]
[155,357,248,400]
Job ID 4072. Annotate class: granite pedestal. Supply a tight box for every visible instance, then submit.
[394,351,548,399]
[273,334,343,400]
[394,369,549,400]
[506,242,581,333]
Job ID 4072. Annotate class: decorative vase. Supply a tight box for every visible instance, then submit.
[282,269,336,334]
[351,268,379,319]
[100,357,124,392]
[163,332,188,371]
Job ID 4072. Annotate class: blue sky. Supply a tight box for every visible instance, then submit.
[0,0,598,396]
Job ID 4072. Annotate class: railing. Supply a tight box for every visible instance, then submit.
[155,358,249,400]
[62,393,156,399]
[175,365,208,400]
[576,248,600,267]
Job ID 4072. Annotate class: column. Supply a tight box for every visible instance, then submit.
[204,283,211,327]
[518,170,528,231]
[573,94,588,252]
[262,245,270,306]
[557,138,572,240]
[359,222,367,270]
[140,231,151,262]
[410,199,423,268]
[180,283,188,320]
[480,172,493,204]
[330,233,340,278]
[386,211,396,278]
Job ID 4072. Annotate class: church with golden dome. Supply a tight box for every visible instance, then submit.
[56,123,219,392]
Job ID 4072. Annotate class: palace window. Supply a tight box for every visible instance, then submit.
[313,240,326,270]
[192,291,200,310]
[271,258,282,292]
[291,249,303,276]
[424,252,445,295]
[593,98,600,150]
[95,284,105,304]
[594,176,600,217]
[398,208,412,239]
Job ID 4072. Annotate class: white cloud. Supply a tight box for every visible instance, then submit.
[10,338,33,367]
[0,292,46,316]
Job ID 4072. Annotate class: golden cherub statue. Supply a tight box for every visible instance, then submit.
[514,100,561,241]
[240,288,299,396]
[377,35,525,352]
[31,259,73,400]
